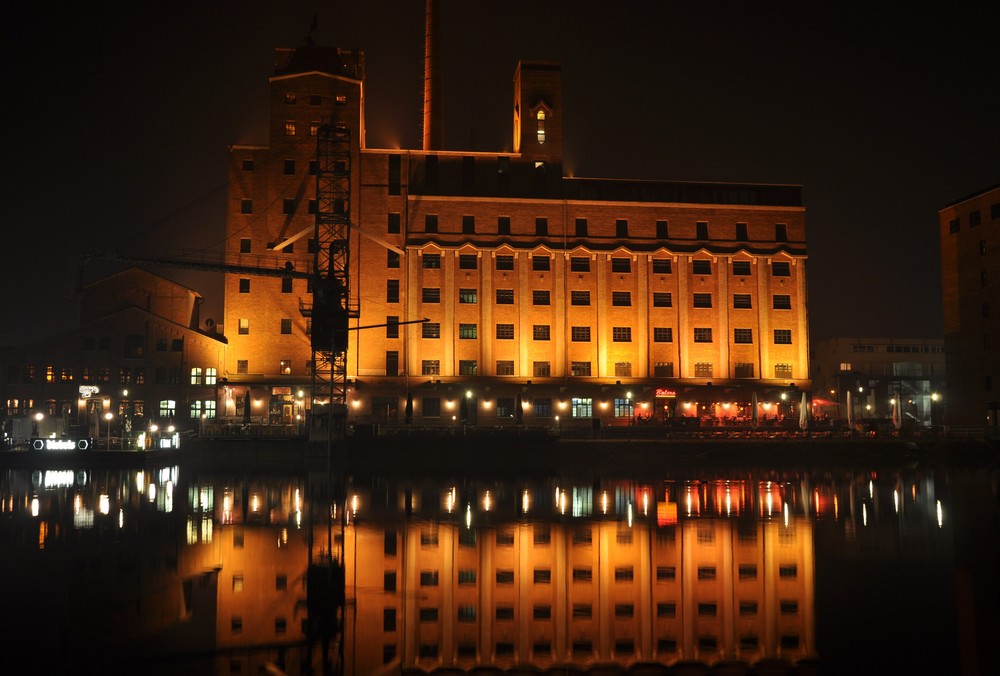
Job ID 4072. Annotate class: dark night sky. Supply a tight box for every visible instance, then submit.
[3,1,998,349]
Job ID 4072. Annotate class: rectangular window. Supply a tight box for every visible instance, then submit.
[695,362,713,378]
[774,363,793,378]
[280,318,292,334]
[239,278,250,293]
[656,220,669,238]
[532,255,550,271]
[774,329,793,344]
[614,362,632,377]
[419,571,440,587]
[458,324,477,339]
[773,294,791,309]
[459,288,478,304]
[422,287,440,303]
[612,326,632,342]
[533,324,550,341]
[236,360,248,374]
[462,215,475,234]
[496,289,514,304]
[424,215,438,233]
[736,222,749,241]
[614,566,634,582]
[422,323,440,339]
[387,212,401,233]
[575,218,588,237]
[238,319,249,335]
[497,216,511,235]
[733,260,751,275]
[496,360,515,375]
[734,362,755,378]
[387,155,401,195]
[386,351,399,376]
[653,327,673,343]
[533,361,551,377]
[772,261,791,276]
[459,253,477,269]
[733,293,752,309]
[422,360,440,376]
[241,159,254,171]
[386,316,400,339]
[612,291,631,306]
[739,564,758,580]
[387,250,400,268]
[496,324,514,340]
[240,199,252,214]
[387,280,400,303]
[696,221,709,239]
[692,259,712,274]
[283,158,295,175]
[282,198,295,215]
[775,223,788,241]
[734,328,753,344]
[496,569,514,583]
[615,219,629,238]
[496,254,514,270]
[532,290,550,305]
[535,217,548,235]
[570,256,590,272]
[459,360,478,376]
[281,277,293,293]
[422,253,441,268]
[571,326,591,342]
[652,258,672,273]
[611,257,631,272]
[694,327,713,343]
[653,292,672,307]
[571,361,592,377]
[949,217,960,233]
[533,569,551,584]
[239,238,251,253]
[693,293,712,308]
[571,290,590,306]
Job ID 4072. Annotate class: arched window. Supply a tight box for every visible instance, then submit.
[536,109,546,145]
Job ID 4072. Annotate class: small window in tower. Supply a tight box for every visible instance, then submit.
[536,109,546,144]
[284,93,297,105]
[284,121,296,136]
[335,95,347,106]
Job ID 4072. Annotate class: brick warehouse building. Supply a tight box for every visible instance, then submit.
[221,39,811,433]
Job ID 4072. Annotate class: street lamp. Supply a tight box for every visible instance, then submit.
[104,412,113,445]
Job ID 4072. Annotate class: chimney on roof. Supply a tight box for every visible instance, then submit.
[422,0,443,151]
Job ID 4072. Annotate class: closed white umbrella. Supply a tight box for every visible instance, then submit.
[751,392,759,429]
[846,390,853,429]
[799,391,809,431]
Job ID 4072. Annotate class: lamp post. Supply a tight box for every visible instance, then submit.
[105,412,113,447]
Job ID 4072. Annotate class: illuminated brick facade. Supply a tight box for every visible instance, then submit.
[224,44,810,427]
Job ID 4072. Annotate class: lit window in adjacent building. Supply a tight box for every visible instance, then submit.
[694,327,713,343]
[190,367,203,385]
[284,121,296,136]
[536,108,545,144]
[571,397,593,417]
[496,324,514,340]
[734,328,753,344]
[284,93,296,105]
[205,368,217,385]
[653,327,673,343]
[159,400,177,417]
[612,327,632,342]
[310,122,319,136]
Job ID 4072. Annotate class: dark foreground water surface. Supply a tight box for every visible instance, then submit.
[1,438,997,675]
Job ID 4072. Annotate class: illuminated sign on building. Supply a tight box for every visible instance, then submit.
[78,385,100,398]
[31,438,92,451]
[655,388,677,398]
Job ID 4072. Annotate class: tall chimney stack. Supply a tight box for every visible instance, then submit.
[422,0,443,150]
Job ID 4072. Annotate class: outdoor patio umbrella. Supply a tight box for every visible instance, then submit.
[799,391,809,431]
[751,392,758,429]
[846,390,853,428]
[892,396,901,431]
[243,393,251,424]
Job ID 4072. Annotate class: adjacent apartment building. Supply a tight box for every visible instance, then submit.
[938,183,1000,432]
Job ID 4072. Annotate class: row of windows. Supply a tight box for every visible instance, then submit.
[390,282,793,310]
[407,214,791,242]
[237,318,295,335]
[947,202,1000,232]
[849,343,945,354]
[414,252,792,277]
[418,323,793,345]
[79,335,182,356]
[12,365,214,386]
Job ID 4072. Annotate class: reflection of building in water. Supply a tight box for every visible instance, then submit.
[344,496,815,673]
